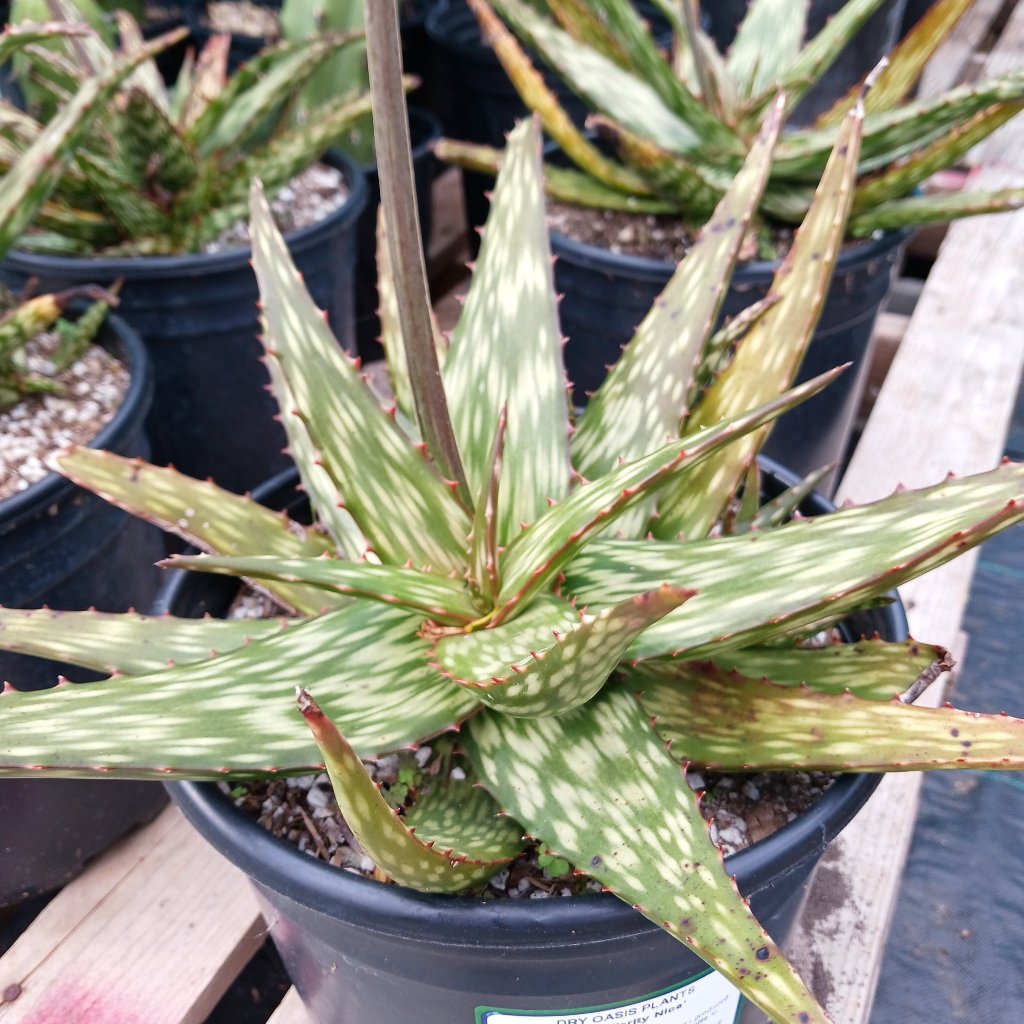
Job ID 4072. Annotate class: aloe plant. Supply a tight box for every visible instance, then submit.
[435,0,1024,236]
[0,5,1022,1023]
[0,283,116,410]
[0,0,373,256]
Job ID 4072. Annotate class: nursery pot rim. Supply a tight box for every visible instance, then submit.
[1,152,367,281]
[549,215,912,285]
[165,457,899,951]
[541,136,911,281]
[0,309,152,531]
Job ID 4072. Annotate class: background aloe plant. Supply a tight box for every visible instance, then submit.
[0,5,1022,1023]
[0,0,372,256]
[436,0,1024,236]
[0,283,116,410]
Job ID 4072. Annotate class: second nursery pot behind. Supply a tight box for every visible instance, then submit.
[552,225,908,495]
[0,154,367,496]
[0,311,166,906]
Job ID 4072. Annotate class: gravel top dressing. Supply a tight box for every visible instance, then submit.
[0,332,128,502]
[206,163,349,254]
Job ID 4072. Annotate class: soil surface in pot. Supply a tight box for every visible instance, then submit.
[0,331,127,500]
[223,589,838,899]
[201,163,348,254]
[547,200,795,265]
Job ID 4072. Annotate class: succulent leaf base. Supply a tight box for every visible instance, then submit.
[0,13,1022,1023]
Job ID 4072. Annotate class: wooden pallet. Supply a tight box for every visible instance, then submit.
[2,5,1022,1020]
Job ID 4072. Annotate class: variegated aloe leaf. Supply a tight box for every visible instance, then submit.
[187,33,363,155]
[54,448,340,616]
[817,0,976,125]
[564,463,1024,662]
[692,294,782,401]
[731,465,833,535]
[249,180,472,574]
[703,638,949,700]
[849,187,1024,236]
[487,0,706,156]
[466,0,649,198]
[248,208,370,561]
[578,0,709,131]
[773,73,1024,181]
[591,117,724,219]
[0,27,184,257]
[299,689,524,891]
[118,88,197,192]
[852,102,1023,215]
[174,30,228,129]
[257,307,371,561]
[42,0,112,75]
[469,407,506,604]
[434,138,675,213]
[0,20,90,66]
[375,208,448,430]
[442,118,572,545]
[757,0,887,121]
[0,608,290,677]
[731,460,763,531]
[232,90,384,203]
[164,554,481,625]
[114,11,170,115]
[654,100,862,541]
[465,684,829,1024]
[725,0,808,100]
[498,367,844,613]
[545,0,633,64]
[74,151,171,239]
[435,587,692,717]
[573,96,785,492]
[637,663,1024,771]
[0,604,479,778]
[664,0,736,120]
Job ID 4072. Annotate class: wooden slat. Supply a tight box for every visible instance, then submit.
[267,987,312,1024]
[0,805,264,1024]
[917,0,1005,99]
[427,167,471,297]
[768,4,1024,1021]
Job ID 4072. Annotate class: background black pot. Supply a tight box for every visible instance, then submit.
[162,461,899,1022]
[426,0,594,246]
[424,1,676,249]
[551,225,908,496]
[353,107,441,361]
[0,311,167,907]
[701,0,909,126]
[0,153,366,496]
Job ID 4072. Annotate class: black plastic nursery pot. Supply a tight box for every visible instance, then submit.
[163,463,901,1023]
[353,106,441,361]
[426,0,593,245]
[0,153,366,497]
[700,0,908,126]
[0,312,167,907]
[551,225,908,496]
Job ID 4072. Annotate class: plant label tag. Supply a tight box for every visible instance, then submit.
[477,969,742,1024]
